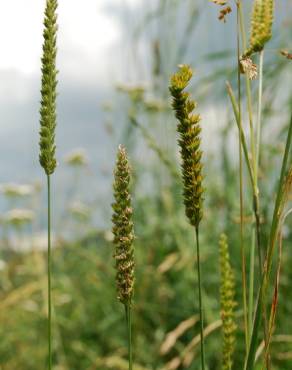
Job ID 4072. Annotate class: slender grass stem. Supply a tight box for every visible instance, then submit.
[125,305,133,370]
[237,8,259,354]
[237,9,268,359]
[238,2,256,174]
[254,49,271,370]
[248,231,255,335]
[245,114,292,370]
[47,175,52,370]
[256,51,264,175]
[226,82,254,187]
[253,194,263,277]
[195,227,205,370]
[253,51,265,281]
[236,2,249,351]
[227,80,269,365]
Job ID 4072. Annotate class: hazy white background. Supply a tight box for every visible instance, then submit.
[0,0,139,186]
[0,0,290,219]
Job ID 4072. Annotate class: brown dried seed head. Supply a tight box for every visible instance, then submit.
[239,57,258,80]
[218,6,232,23]
[211,0,228,5]
[280,50,292,60]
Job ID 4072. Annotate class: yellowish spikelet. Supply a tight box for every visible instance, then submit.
[112,145,135,306]
[244,0,274,57]
[39,0,58,175]
[219,234,237,370]
[169,65,204,228]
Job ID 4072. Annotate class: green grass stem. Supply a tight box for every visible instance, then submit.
[125,305,133,370]
[47,175,52,370]
[195,227,206,370]
[245,113,292,370]
[236,2,249,351]
[256,51,264,173]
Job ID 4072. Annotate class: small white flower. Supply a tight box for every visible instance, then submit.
[64,148,89,166]
[5,209,35,226]
[0,183,34,198]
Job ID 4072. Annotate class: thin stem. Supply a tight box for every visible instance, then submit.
[248,231,255,336]
[253,194,263,277]
[125,304,133,370]
[195,226,206,370]
[226,82,254,187]
[227,79,269,364]
[245,114,292,370]
[238,1,256,176]
[238,5,259,348]
[226,81,263,275]
[236,2,249,351]
[254,49,271,370]
[47,175,52,370]
[253,51,265,279]
[256,51,264,177]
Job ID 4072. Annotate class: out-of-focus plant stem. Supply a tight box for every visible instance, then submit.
[47,175,52,370]
[236,0,249,352]
[195,227,206,370]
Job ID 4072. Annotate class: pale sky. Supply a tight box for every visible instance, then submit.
[0,0,137,82]
[0,0,291,225]
[0,0,141,187]
[0,0,290,185]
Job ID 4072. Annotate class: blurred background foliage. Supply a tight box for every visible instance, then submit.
[0,0,292,369]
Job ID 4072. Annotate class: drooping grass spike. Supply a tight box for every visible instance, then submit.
[169,64,204,229]
[39,0,58,175]
[170,64,206,370]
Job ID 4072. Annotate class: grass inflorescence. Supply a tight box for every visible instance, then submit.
[39,1,58,369]
[170,64,206,370]
[219,234,237,370]
[169,65,204,229]
[1,1,292,370]
[39,0,58,176]
[244,0,274,57]
[112,145,135,370]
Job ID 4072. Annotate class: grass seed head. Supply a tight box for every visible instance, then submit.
[219,234,237,370]
[39,0,58,175]
[239,57,258,80]
[169,65,204,228]
[244,0,274,57]
[112,145,135,306]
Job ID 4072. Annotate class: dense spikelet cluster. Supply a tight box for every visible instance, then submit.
[244,0,274,57]
[169,65,204,228]
[39,0,58,175]
[219,234,237,370]
[112,145,135,306]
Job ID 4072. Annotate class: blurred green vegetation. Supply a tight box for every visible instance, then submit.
[0,1,292,369]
